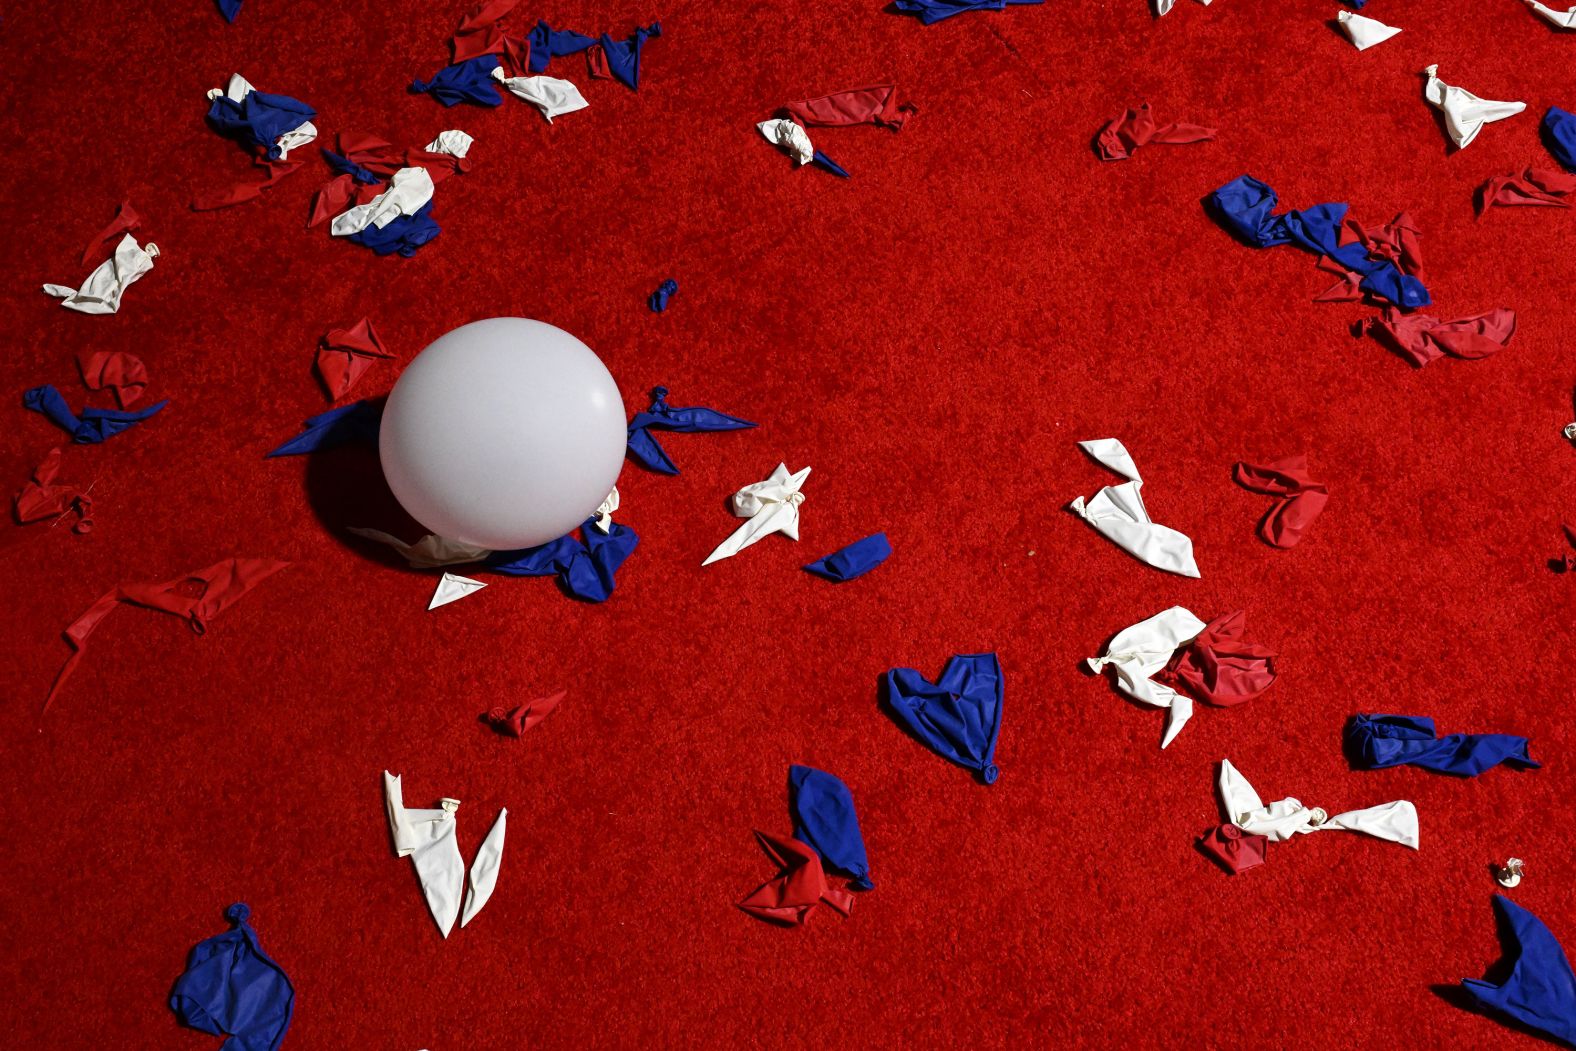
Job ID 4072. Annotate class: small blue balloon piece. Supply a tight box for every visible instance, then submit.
[625,386,756,475]
[884,652,1004,783]
[23,385,167,444]
[804,533,891,582]
[812,150,851,178]
[789,764,873,890]
[266,399,382,457]
[648,279,678,313]
[1542,106,1576,172]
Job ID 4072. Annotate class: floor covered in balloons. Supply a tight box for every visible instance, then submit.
[4,0,1575,1047]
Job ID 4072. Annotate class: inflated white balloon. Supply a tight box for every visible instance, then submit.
[379,317,626,550]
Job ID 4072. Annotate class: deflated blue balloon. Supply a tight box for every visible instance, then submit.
[410,55,503,107]
[1347,714,1538,776]
[528,21,597,73]
[206,89,316,160]
[804,533,891,582]
[169,903,294,1051]
[322,150,381,184]
[1461,895,1576,1047]
[884,653,1004,783]
[486,519,638,602]
[789,764,873,890]
[626,386,756,475]
[216,0,242,21]
[648,278,678,312]
[812,151,851,178]
[1205,174,1430,309]
[23,385,167,444]
[346,202,442,257]
[598,23,661,89]
[265,400,382,457]
[1542,107,1576,172]
[892,0,1043,24]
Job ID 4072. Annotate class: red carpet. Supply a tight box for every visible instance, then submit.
[4,0,1574,1046]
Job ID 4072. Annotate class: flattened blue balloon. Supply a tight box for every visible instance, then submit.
[528,21,597,73]
[1205,174,1430,309]
[322,149,381,184]
[804,533,891,582]
[1347,714,1538,776]
[883,652,1004,783]
[892,0,1042,24]
[789,765,873,890]
[216,0,242,21]
[410,55,503,107]
[170,903,294,1051]
[1542,107,1576,172]
[23,385,167,444]
[812,150,851,178]
[206,90,316,160]
[1461,895,1576,1047]
[648,278,678,312]
[626,386,756,475]
[346,202,441,257]
[598,22,661,89]
[265,400,382,457]
[486,519,637,602]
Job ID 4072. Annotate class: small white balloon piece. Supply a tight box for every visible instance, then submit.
[380,318,627,551]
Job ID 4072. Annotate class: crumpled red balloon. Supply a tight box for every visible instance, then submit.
[784,85,917,130]
[78,351,148,408]
[191,158,302,212]
[1361,306,1517,368]
[1198,824,1268,875]
[1156,611,1278,707]
[1315,213,1425,301]
[449,0,530,71]
[82,200,142,266]
[316,318,393,401]
[1096,103,1215,161]
[482,690,566,736]
[13,448,92,532]
[1477,167,1576,214]
[737,830,854,927]
[1233,455,1329,549]
[44,558,290,712]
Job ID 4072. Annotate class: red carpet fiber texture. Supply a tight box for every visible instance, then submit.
[3,0,1575,1047]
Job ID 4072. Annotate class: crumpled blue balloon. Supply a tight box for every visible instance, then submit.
[648,279,678,313]
[410,55,503,108]
[345,202,442,257]
[789,764,873,890]
[1542,106,1576,172]
[1461,895,1576,1047]
[205,88,316,160]
[626,386,756,475]
[23,385,167,444]
[265,400,382,457]
[216,0,242,22]
[486,519,638,602]
[804,533,891,582]
[1205,174,1431,309]
[597,23,661,89]
[169,903,294,1051]
[1346,714,1538,776]
[528,21,597,73]
[812,151,851,178]
[883,653,1004,783]
[892,0,1042,25]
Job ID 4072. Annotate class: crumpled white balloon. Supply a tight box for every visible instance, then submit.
[347,527,492,568]
[1068,439,1199,578]
[425,129,474,158]
[383,772,507,938]
[1422,65,1525,149]
[491,67,588,121]
[331,166,435,237]
[43,234,159,315]
[592,486,619,533]
[1338,10,1401,50]
[428,572,486,610]
[207,73,318,159]
[1087,606,1207,748]
[758,119,815,166]
[1154,0,1212,16]
[1218,759,1419,849]
[1525,0,1576,28]
[703,463,810,565]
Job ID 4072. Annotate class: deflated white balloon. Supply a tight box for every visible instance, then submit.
[380,317,626,550]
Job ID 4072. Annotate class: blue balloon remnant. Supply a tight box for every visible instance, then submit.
[216,0,242,22]
[648,279,678,312]
[23,385,167,444]
[884,653,1005,783]
[789,764,873,890]
[486,520,639,602]
[1205,174,1430,309]
[1346,714,1538,777]
[812,151,851,178]
[626,386,756,475]
[410,55,503,107]
[169,903,294,1051]
[528,20,598,73]
[265,400,382,457]
[205,88,316,160]
[1542,107,1576,172]
[598,23,662,89]
[804,533,892,582]
[892,0,1043,25]
[1461,895,1576,1047]
[321,149,382,185]
[345,202,442,257]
